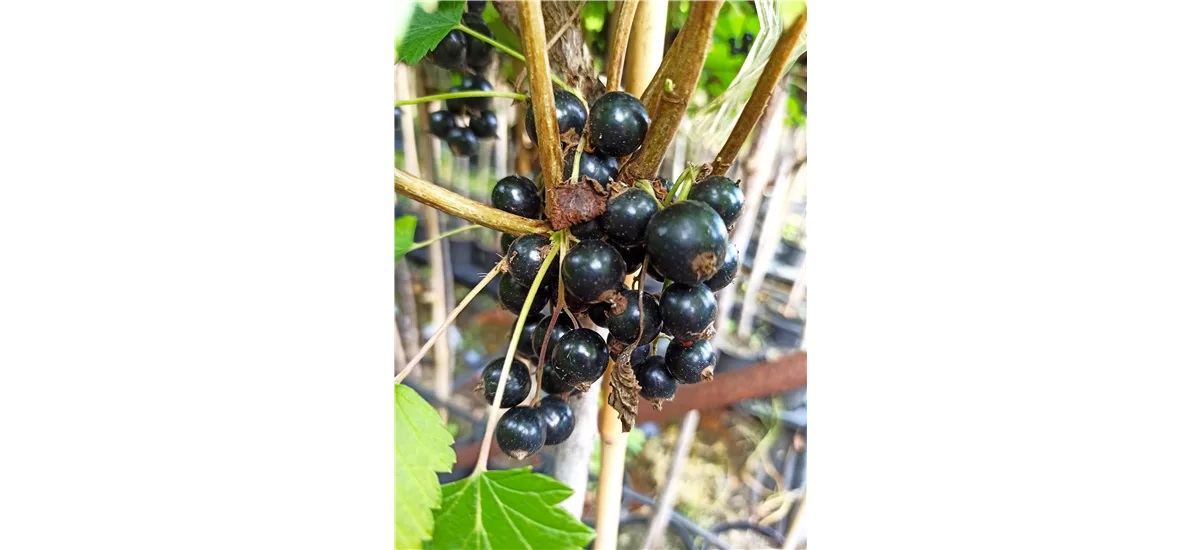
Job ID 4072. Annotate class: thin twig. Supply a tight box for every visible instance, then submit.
[395,169,550,235]
[457,21,576,93]
[394,90,527,107]
[512,0,585,88]
[394,264,502,384]
[605,1,638,92]
[407,224,486,253]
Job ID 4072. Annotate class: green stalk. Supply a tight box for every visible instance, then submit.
[394,90,526,107]
[455,23,578,93]
[407,224,485,252]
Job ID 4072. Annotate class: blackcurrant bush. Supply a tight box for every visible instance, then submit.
[562,239,626,303]
[462,13,494,72]
[704,243,739,292]
[659,283,717,342]
[499,273,549,314]
[496,406,546,460]
[615,244,646,275]
[469,110,498,138]
[550,328,609,386]
[467,0,487,14]
[540,362,573,395]
[646,201,729,285]
[500,233,517,254]
[461,75,493,113]
[587,302,608,328]
[665,338,715,384]
[606,290,662,346]
[531,315,571,359]
[480,357,531,408]
[689,176,745,229]
[513,312,543,358]
[538,395,575,445]
[491,175,541,219]
[445,127,478,157]
[525,89,587,145]
[635,356,678,400]
[571,218,604,240]
[429,29,467,69]
[446,85,468,114]
[429,110,455,139]
[506,234,557,288]
[602,188,660,247]
[588,91,651,157]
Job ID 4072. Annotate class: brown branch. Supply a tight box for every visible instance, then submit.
[619,0,723,183]
[711,10,808,177]
[496,1,605,102]
[517,1,564,190]
[605,1,638,92]
[394,169,550,235]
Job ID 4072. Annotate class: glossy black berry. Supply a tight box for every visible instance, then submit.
[469,110,498,138]
[588,91,650,157]
[645,262,664,282]
[499,273,550,314]
[446,85,468,114]
[429,29,466,69]
[429,110,455,139]
[540,362,573,395]
[513,312,543,358]
[461,75,493,113]
[525,89,587,145]
[481,357,531,408]
[665,339,715,384]
[615,244,646,275]
[646,201,729,285]
[602,188,660,247]
[571,218,604,240]
[606,290,662,346]
[395,107,402,131]
[704,243,739,292]
[538,395,575,445]
[587,303,609,328]
[659,283,717,342]
[446,127,479,157]
[467,0,487,14]
[563,148,618,186]
[531,315,572,359]
[564,291,592,314]
[506,234,557,288]
[631,343,652,366]
[562,240,626,303]
[635,356,678,400]
[500,233,517,254]
[689,176,745,229]
[550,328,609,386]
[462,13,494,72]
[492,175,541,219]
[496,406,546,460]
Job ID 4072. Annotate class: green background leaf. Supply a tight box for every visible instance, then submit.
[428,468,596,549]
[396,384,455,550]
[395,216,418,263]
[397,1,466,65]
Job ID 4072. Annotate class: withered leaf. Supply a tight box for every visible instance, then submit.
[547,179,607,230]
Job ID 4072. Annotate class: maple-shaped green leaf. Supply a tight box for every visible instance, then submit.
[427,468,596,549]
[396,384,455,550]
[397,1,467,65]
[395,215,418,263]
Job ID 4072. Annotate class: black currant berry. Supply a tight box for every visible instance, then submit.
[429,110,455,139]
[665,338,715,384]
[571,218,604,240]
[659,283,717,342]
[615,244,646,275]
[587,302,609,328]
[467,0,487,14]
[496,406,546,460]
[602,188,660,247]
[462,13,494,72]
[500,233,517,253]
[704,243,739,292]
[564,291,592,314]
[562,240,626,303]
[631,342,652,366]
[531,315,572,359]
[606,290,662,346]
[506,234,557,288]
[525,89,587,145]
[513,312,543,358]
[742,32,755,51]
[446,85,468,114]
[499,273,549,314]
[538,395,575,445]
[635,356,678,400]
[480,357,531,408]
[646,201,729,285]
[588,91,651,157]
[563,148,618,186]
[492,175,541,219]
[550,328,609,386]
[461,75,493,113]
[689,176,745,229]
[469,110,498,138]
[540,362,573,395]
[445,127,479,157]
[645,262,664,282]
[429,29,467,69]
[395,107,402,131]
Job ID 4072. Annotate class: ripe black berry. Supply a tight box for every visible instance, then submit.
[525,89,587,145]
[496,406,546,460]
[429,110,455,139]
[689,176,745,229]
[742,32,755,51]
[563,148,619,187]
[461,75,493,113]
[395,107,401,131]
[704,243,739,292]
[635,356,678,400]
[513,312,543,358]
[531,315,571,359]
[492,175,541,219]
[571,218,604,240]
[665,339,715,384]
[469,111,498,138]
[659,283,717,342]
[562,240,626,303]
[538,395,575,445]
[540,362,573,395]
[446,85,468,114]
[499,273,550,314]
[564,291,592,314]
[606,290,662,346]
[445,127,479,157]
[467,0,487,14]
[646,201,729,285]
[615,244,646,275]
[462,13,494,71]
[631,342,652,366]
[587,302,608,328]
[645,262,664,282]
[506,234,557,288]
[429,29,466,69]
[602,188,660,247]
[588,91,651,157]
[480,357,531,408]
[550,328,609,386]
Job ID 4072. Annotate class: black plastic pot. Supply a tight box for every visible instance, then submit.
[761,309,805,350]
[448,240,474,269]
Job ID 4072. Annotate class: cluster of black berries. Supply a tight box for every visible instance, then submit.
[423,1,498,158]
[728,32,755,56]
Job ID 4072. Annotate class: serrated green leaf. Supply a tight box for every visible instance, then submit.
[396,384,456,550]
[395,216,418,263]
[397,1,467,65]
[428,468,596,549]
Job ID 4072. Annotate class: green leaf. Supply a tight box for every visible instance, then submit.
[428,468,596,549]
[397,1,467,65]
[396,384,456,550]
[395,216,418,263]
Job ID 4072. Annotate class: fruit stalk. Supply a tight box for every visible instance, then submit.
[516,0,564,189]
[394,168,550,235]
[455,20,577,94]
[394,264,502,384]
[710,10,808,177]
[393,90,527,107]
[406,224,486,252]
